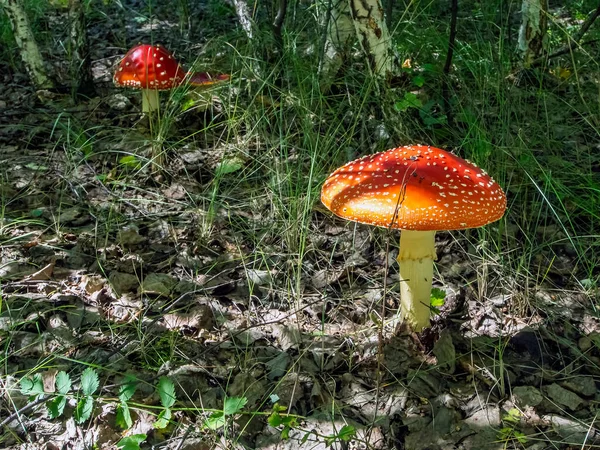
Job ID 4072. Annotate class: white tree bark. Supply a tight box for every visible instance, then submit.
[349,0,393,76]
[232,0,254,40]
[518,0,548,67]
[1,0,54,89]
[320,0,355,81]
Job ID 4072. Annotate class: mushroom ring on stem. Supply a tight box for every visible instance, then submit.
[113,44,230,113]
[321,145,507,331]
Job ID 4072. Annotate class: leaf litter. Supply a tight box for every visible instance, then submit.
[1,2,600,450]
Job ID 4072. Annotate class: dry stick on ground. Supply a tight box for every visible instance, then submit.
[441,0,458,126]
[0,396,48,429]
[532,2,600,66]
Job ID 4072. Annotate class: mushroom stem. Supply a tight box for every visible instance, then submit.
[141,88,159,113]
[397,229,436,331]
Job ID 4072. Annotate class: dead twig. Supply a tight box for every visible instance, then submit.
[442,0,458,125]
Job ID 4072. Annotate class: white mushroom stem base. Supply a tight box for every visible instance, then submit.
[142,89,160,113]
[397,230,436,331]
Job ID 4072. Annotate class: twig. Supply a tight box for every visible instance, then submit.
[442,0,458,125]
[532,3,600,66]
[0,395,48,429]
[443,0,458,76]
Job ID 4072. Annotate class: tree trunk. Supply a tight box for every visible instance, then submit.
[232,0,254,40]
[349,0,393,76]
[69,0,95,97]
[1,0,54,89]
[319,0,355,82]
[518,0,548,67]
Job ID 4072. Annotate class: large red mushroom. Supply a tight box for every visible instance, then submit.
[113,44,229,113]
[321,145,507,331]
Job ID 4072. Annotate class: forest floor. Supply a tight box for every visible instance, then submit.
[1,1,600,450]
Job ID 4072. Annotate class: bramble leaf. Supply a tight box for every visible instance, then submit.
[81,368,99,396]
[223,396,247,415]
[119,376,137,403]
[20,374,44,397]
[154,407,172,429]
[117,434,147,450]
[116,402,133,429]
[55,371,71,395]
[204,411,225,430]
[74,396,94,423]
[157,377,176,409]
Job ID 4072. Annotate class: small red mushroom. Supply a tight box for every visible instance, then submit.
[113,44,229,113]
[321,145,507,331]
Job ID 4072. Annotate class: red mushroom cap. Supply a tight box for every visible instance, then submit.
[188,72,231,86]
[321,145,507,231]
[113,44,185,90]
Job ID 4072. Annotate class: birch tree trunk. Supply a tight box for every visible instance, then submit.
[320,0,355,82]
[1,0,54,89]
[349,0,393,76]
[69,0,95,96]
[518,0,548,67]
[232,0,254,40]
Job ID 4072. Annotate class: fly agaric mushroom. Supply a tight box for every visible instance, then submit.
[321,145,507,331]
[113,44,229,113]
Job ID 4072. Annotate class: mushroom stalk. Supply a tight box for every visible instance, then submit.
[397,230,436,331]
[141,88,159,113]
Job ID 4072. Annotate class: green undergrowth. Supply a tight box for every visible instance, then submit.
[1,1,600,448]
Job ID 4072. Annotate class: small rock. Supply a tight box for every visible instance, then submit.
[544,414,598,444]
[512,385,543,407]
[560,376,597,397]
[107,93,131,110]
[546,383,584,411]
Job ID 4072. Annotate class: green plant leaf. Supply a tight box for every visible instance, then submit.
[154,407,172,429]
[268,411,283,427]
[25,163,48,172]
[223,396,247,415]
[20,374,44,397]
[204,411,225,430]
[74,396,94,423]
[394,92,423,112]
[117,434,147,450]
[119,155,141,169]
[116,402,133,429]
[337,425,356,442]
[119,376,137,402]
[81,368,99,396]
[430,288,446,307]
[412,75,425,87]
[157,377,176,409]
[215,157,245,175]
[55,371,71,395]
[47,395,67,419]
